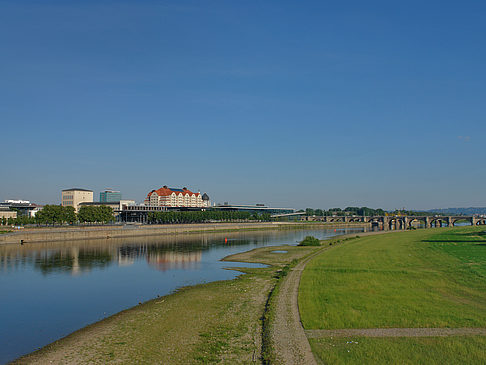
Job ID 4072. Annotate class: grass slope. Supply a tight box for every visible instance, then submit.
[299,227,486,363]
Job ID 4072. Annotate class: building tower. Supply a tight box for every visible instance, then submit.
[202,193,210,207]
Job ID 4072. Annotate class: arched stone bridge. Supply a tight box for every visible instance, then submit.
[317,215,486,230]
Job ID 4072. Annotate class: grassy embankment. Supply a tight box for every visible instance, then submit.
[14,245,321,364]
[299,226,486,364]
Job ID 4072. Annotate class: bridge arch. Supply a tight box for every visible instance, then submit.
[407,217,426,229]
[450,218,473,227]
[429,217,448,228]
[387,217,406,230]
[366,216,383,224]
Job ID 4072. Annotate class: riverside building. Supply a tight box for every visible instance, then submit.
[61,188,93,212]
[0,200,43,217]
[0,207,17,220]
[100,189,122,203]
[144,186,210,208]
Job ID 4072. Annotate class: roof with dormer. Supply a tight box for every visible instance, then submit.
[146,186,201,199]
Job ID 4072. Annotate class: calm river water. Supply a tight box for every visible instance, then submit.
[0,227,366,363]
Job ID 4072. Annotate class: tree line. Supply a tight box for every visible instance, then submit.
[147,210,272,224]
[1,205,115,226]
[304,207,386,217]
[304,207,445,217]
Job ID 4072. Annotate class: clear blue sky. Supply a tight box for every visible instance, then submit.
[1,0,485,210]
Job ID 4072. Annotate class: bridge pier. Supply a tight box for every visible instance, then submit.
[383,217,390,230]
[447,216,454,228]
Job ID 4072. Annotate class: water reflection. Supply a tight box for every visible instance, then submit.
[147,250,202,271]
[0,231,284,276]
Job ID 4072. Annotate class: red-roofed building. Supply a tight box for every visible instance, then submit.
[144,186,210,208]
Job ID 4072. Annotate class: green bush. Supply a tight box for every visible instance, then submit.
[299,236,321,246]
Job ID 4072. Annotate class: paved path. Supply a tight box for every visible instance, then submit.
[305,327,486,338]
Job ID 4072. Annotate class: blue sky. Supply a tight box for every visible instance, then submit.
[1,0,485,210]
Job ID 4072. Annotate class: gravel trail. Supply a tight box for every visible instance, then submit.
[271,249,324,365]
[305,327,486,338]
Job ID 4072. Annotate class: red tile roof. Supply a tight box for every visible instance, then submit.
[146,187,201,199]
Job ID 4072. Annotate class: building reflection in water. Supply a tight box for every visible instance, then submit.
[0,231,264,275]
[0,227,362,275]
[146,250,202,271]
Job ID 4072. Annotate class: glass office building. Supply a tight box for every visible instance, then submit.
[100,190,122,203]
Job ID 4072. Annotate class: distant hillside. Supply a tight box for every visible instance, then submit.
[427,207,486,215]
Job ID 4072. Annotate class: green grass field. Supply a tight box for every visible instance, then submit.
[309,336,486,365]
[299,227,486,363]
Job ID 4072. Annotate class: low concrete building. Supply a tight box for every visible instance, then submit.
[212,203,294,216]
[79,200,135,211]
[0,208,17,220]
[0,200,43,217]
[78,201,119,211]
[79,200,136,221]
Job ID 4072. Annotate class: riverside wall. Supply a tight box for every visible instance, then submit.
[0,222,368,245]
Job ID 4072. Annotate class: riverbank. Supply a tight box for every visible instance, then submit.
[9,229,387,364]
[0,221,368,245]
[10,227,379,364]
[12,227,486,364]
[12,243,325,364]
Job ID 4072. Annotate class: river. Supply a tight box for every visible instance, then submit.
[0,226,366,363]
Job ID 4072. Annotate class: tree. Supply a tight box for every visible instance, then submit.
[61,206,76,224]
[305,208,315,216]
[78,205,114,224]
[36,205,61,225]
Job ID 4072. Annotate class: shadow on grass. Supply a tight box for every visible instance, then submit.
[422,230,486,244]
[422,240,486,243]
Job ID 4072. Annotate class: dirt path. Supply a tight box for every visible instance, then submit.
[305,327,486,338]
[270,231,398,364]
[271,248,325,365]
